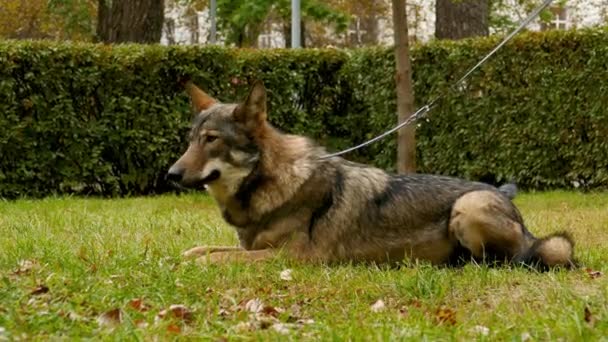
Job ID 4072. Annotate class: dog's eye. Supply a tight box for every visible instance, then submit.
[205,135,218,143]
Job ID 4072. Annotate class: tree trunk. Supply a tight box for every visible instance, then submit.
[300,20,306,48]
[189,11,199,44]
[97,0,165,43]
[435,0,489,40]
[391,0,416,174]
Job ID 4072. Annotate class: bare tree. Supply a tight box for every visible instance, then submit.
[391,0,416,173]
[435,0,489,39]
[97,0,165,43]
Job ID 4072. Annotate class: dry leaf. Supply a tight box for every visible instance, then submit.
[295,318,314,325]
[584,306,595,325]
[585,268,603,279]
[435,307,457,326]
[289,303,303,318]
[521,332,532,341]
[256,315,279,330]
[64,311,85,322]
[272,323,292,335]
[234,321,255,333]
[134,319,149,329]
[156,304,194,324]
[472,325,490,336]
[218,308,231,317]
[129,298,151,312]
[409,299,422,308]
[13,260,36,275]
[97,308,123,328]
[261,305,283,317]
[280,269,293,281]
[30,285,49,296]
[166,324,181,334]
[244,298,264,313]
[370,299,386,313]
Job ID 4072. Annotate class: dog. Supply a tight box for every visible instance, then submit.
[167,80,575,268]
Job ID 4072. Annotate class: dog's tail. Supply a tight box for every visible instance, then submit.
[498,183,517,200]
[518,231,576,269]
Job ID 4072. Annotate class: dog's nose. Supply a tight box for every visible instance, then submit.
[166,166,184,183]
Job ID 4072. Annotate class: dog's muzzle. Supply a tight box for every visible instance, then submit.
[166,166,220,189]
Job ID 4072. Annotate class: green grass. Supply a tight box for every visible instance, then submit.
[0,192,607,340]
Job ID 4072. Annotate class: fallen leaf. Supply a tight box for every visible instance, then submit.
[134,319,149,329]
[585,268,603,279]
[521,332,532,341]
[261,305,283,317]
[472,325,490,336]
[13,260,36,275]
[370,299,386,313]
[409,299,422,308]
[65,311,85,322]
[584,306,595,325]
[280,269,293,281]
[97,308,123,328]
[218,308,231,317]
[30,285,49,296]
[129,298,151,312]
[166,324,181,334]
[289,303,303,318]
[156,304,194,324]
[256,315,279,329]
[435,307,457,326]
[272,323,292,335]
[234,321,255,333]
[244,298,264,313]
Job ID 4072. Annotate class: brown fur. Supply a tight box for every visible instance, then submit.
[169,81,575,269]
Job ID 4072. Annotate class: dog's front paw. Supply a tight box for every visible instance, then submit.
[195,251,237,265]
[182,246,242,259]
[195,249,276,265]
[183,246,215,259]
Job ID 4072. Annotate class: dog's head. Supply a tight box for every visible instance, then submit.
[167,81,267,192]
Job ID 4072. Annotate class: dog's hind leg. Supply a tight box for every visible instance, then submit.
[448,190,534,264]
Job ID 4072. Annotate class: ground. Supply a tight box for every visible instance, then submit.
[0,191,607,340]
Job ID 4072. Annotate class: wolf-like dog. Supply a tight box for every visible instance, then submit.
[167,80,574,268]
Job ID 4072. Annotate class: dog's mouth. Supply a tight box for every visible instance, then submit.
[199,169,221,185]
[169,170,221,191]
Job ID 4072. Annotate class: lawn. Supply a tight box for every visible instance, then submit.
[0,191,607,340]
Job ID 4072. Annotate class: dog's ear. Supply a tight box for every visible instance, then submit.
[184,81,217,113]
[234,80,267,130]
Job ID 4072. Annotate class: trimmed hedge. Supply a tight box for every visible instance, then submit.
[343,29,608,189]
[1,28,607,198]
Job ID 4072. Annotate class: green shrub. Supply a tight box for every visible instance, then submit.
[343,28,608,189]
[0,28,607,198]
[0,42,347,198]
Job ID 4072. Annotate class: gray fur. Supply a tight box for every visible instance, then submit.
[171,81,575,268]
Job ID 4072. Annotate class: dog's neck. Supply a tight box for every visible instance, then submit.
[216,123,318,221]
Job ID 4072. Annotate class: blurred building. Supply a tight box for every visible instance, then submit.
[161,1,607,47]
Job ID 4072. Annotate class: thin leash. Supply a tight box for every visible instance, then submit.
[321,0,554,160]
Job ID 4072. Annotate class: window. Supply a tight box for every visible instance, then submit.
[541,6,569,31]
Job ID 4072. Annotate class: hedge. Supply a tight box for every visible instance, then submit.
[0,28,607,198]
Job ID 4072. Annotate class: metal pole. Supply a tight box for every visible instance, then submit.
[209,0,217,44]
[291,0,301,48]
